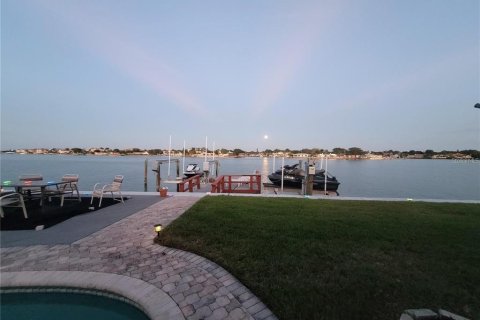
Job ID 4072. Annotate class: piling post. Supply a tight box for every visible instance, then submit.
[155,162,161,192]
[144,159,148,192]
[176,159,180,192]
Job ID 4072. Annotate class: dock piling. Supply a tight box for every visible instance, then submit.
[144,159,148,191]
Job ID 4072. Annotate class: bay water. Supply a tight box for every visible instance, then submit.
[0,154,478,200]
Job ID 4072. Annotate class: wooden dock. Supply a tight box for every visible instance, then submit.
[163,180,338,197]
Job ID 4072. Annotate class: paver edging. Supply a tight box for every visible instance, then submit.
[155,246,277,320]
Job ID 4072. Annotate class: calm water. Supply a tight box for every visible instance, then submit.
[1,154,479,200]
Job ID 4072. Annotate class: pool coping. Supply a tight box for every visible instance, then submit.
[0,271,185,320]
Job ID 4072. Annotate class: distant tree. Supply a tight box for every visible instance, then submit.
[311,148,325,155]
[424,149,435,159]
[347,147,365,156]
[232,149,245,156]
[71,148,85,154]
[332,148,347,155]
[148,149,163,155]
[460,149,480,159]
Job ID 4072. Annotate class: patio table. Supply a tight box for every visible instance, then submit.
[0,180,73,208]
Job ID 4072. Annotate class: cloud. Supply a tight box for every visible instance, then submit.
[329,47,478,115]
[251,2,340,116]
[36,0,205,115]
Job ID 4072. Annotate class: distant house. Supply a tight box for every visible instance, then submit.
[292,153,310,158]
[406,154,424,159]
[366,153,384,160]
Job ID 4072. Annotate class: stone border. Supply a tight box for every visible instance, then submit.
[0,271,185,320]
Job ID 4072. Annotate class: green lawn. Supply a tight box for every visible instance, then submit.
[155,196,480,320]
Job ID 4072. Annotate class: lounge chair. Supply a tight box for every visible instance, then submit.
[90,175,124,207]
[0,193,28,219]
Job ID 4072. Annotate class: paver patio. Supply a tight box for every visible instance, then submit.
[0,195,277,320]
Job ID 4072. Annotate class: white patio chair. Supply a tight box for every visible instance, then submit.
[0,193,28,219]
[90,175,124,207]
[46,174,81,207]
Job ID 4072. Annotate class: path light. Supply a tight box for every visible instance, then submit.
[154,224,163,237]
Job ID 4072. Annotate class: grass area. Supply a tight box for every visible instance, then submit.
[156,196,480,320]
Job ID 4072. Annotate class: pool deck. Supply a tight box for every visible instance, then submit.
[0,194,277,320]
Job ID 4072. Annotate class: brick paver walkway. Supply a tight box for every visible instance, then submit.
[0,196,277,320]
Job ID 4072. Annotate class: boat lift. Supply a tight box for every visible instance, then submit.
[201,159,220,183]
[152,158,182,191]
[152,158,220,192]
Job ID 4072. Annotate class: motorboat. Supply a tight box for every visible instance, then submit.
[268,164,340,191]
[183,164,201,178]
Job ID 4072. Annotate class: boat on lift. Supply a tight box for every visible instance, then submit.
[268,164,340,191]
[183,163,202,178]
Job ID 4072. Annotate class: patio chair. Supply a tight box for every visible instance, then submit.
[19,174,43,182]
[90,175,124,207]
[0,193,28,219]
[18,174,44,201]
[46,174,81,207]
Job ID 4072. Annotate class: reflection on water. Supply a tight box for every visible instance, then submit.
[261,157,270,184]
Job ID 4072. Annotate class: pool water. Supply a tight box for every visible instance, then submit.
[0,291,150,320]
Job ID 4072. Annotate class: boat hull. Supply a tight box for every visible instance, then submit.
[268,173,340,191]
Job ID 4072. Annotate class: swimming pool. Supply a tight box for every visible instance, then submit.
[0,288,150,320]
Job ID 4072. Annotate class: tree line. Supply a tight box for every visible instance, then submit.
[4,147,479,159]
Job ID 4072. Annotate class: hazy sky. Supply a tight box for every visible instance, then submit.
[1,0,479,151]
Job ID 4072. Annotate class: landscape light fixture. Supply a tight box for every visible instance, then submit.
[154,224,163,237]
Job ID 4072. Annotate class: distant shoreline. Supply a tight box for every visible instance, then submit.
[1,152,477,162]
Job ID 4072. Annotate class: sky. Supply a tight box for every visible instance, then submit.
[1,0,479,152]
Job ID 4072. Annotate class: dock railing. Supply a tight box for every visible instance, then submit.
[210,174,262,194]
[178,175,202,192]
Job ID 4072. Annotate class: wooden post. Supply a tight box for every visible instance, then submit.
[176,159,180,192]
[155,162,161,192]
[144,159,148,192]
